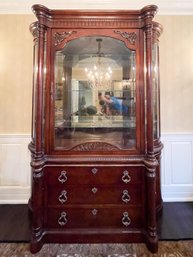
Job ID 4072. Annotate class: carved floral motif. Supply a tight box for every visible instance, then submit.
[54,31,77,46]
[114,30,137,45]
[71,142,119,151]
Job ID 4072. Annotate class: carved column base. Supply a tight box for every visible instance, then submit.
[30,227,44,254]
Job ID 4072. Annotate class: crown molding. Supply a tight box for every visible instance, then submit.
[0,0,193,15]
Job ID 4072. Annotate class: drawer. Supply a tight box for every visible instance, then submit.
[45,206,144,229]
[45,166,143,186]
[47,185,142,205]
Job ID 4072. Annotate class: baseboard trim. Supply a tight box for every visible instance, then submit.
[0,186,30,204]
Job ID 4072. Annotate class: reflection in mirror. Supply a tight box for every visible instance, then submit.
[54,36,136,150]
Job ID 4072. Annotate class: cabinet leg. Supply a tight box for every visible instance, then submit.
[30,239,44,254]
[145,235,158,253]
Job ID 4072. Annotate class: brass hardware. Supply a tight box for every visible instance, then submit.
[122,190,131,203]
[121,170,131,184]
[58,170,67,184]
[91,168,98,174]
[92,209,98,216]
[58,190,67,204]
[92,187,98,194]
[58,212,67,226]
[122,211,131,227]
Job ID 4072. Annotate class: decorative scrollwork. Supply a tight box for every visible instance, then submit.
[114,30,137,45]
[71,142,119,151]
[54,31,77,46]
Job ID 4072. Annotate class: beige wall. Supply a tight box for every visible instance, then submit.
[0,15,193,134]
[0,15,34,134]
[156,16,193,133]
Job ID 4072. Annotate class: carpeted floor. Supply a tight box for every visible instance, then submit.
[0,241,193,257]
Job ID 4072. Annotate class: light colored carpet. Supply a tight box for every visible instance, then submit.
[0,241,193,257]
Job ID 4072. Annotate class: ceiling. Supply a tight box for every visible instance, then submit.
[0,0,193,14]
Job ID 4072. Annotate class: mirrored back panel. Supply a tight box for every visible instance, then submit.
[54,36,136,150]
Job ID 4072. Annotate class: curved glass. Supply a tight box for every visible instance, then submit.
[54,36,136,150]
[31,41,38,144]
[152,42,160,139]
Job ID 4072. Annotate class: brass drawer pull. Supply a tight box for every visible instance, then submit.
[121,170,131,184]
[58,170,67,184]
[122,211,131,227]
[122,190,131,203]
[58,190,67,204]
[58,212,67,226]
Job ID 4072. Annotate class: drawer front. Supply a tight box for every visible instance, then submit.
[47,185,142,205]
[45,166,143,186]
[45,207,144,229]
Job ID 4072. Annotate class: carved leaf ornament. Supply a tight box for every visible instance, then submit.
[114,30,137,45]
[54,31,77,46]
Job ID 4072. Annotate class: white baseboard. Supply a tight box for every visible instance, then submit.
[0,186,30,204]
[162,185,193,202]
[0,133,193,203]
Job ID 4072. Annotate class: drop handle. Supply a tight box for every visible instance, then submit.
[58,170,67,184]
[122,190,131,203]
[122,212,131,227]
[58,190,67,204]
[58,212,67,226]
[121,170,131,184]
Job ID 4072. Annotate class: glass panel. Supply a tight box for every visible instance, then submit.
[31,41,38,144]
[152,42,160,139]
[54,36,136,150]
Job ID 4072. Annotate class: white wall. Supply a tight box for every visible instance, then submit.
[0,134,193,203]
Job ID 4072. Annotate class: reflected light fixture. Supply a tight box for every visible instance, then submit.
[85,38,112,88]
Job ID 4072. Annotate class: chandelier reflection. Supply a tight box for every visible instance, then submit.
[85,39,112,89]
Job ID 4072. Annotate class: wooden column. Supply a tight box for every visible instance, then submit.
[143,6,158,252]
[29,20,47,253]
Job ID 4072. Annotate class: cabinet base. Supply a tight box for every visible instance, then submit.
[30,228,158,254]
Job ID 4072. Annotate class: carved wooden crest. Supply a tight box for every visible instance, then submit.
[114,30,137,45]
[71,142,119,151]
[54,31,77,46]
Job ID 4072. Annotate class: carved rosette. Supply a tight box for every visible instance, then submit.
[54,31,77,46]
[114,30,137,45]
[71,142,120,151]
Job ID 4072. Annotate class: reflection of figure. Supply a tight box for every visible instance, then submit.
[98,92,111,115]
[98,92,129,115]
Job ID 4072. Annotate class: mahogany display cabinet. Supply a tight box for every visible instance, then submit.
[29,4,163,253]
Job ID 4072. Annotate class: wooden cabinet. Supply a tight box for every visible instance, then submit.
[29,4,163,253]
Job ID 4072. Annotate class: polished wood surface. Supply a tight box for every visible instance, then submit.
[29,4,163,254]
[1,203,193,242]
